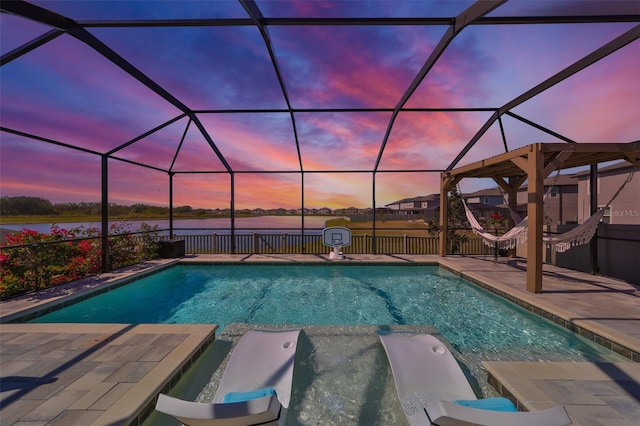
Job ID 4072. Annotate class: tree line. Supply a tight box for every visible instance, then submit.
[0,196,201,217]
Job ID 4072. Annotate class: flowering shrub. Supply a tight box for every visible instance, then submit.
[0,223,159,299]
[486,212,508,228]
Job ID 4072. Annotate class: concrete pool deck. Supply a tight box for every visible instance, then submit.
[1,254,639,425]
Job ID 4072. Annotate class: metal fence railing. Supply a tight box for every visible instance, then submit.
[171,233,491,255]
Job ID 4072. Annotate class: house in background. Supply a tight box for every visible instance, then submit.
[517,174,579,225]
[573,161,639,225]
[461,188,507,224]
[386,190,507,223]
[380,162,637,227]
[463,187,503,206]
[385,194,439,219]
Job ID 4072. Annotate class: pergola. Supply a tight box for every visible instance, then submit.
[440,141,640,292]
[1,1,639,273]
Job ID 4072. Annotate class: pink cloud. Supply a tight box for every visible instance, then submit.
[171,174,231,209]
[2,7,637,211]
[271,25,439,108]
[378,111,493,170]
[513,39,640,143]
[0,135,102,202]
[1,35,182,152]
[297,112,392,170]
[197,114,300,171]
[235,174,301,210]
[304,173,373,209]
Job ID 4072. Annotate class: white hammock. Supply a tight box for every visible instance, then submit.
[463,201,528,250]
[544,209,605,252]
[463,170,634,253]
[464,202,604,253]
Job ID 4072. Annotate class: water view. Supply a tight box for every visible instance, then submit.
[1,215,340,235]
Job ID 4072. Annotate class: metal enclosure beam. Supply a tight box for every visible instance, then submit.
[448,24,640,171]
[589,165,599,275]
[101,155,109,272]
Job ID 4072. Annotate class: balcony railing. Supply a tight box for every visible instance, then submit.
[169,232,490,255]
[1,229,490,299]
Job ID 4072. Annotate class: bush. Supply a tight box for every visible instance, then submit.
[426,187,469,254]
[0,223,160,299]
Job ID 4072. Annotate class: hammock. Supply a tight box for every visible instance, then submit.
[463,201,528,250]
[463,200,604,253]
[544,209,605,252]
[462,171,634,253]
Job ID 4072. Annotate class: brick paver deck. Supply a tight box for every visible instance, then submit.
[0,323,215,425]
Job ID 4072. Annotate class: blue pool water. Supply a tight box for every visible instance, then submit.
[31,264,625,362]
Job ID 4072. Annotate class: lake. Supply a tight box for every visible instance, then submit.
[0,216,342,235]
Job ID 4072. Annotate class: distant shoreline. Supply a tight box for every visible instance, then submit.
[0,213,279,225]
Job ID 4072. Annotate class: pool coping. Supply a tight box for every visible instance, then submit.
[1,254,638,362]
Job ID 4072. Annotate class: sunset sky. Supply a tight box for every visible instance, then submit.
[1,1,639,210]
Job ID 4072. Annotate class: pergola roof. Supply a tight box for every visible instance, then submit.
[446,141,640,180]
[1,1,639,210]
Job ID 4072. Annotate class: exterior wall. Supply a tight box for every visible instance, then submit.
[542,187,579,224]
[400,201,419,209]
[517,184,578,225]
[466,195,502,205]
[577,169,640,225]
[515,224,639,284]
[385,195,439,215]
[421,200,439,209]
[551,224,640,284]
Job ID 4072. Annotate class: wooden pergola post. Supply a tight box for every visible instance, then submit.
[506,178,522,227]
[507,177,524,258]
[526,144,544,293]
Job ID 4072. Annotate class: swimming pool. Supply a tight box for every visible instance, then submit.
[30,263,625,363]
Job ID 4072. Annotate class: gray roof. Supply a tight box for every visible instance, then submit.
[519,174,578,190]
[463,188,503,197]
[572,161,639,178]
[387,194,439,205]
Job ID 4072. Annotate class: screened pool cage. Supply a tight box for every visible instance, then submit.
[1,1,639,271]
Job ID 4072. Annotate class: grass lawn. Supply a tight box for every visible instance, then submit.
[325,218,436,237]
